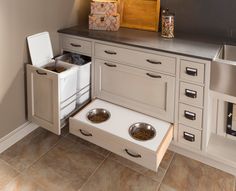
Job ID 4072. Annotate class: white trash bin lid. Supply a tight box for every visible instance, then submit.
[27,32,54,67]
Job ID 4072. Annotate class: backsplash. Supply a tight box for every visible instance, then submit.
[161,0,236,42]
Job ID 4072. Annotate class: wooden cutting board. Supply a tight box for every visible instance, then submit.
[118,0,160,31]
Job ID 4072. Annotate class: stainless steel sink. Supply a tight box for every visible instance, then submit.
[210,45,236,97]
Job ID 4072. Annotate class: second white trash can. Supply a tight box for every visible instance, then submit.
[27,32,91,134]
[56,53,91,106]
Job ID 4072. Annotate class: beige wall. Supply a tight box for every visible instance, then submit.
[0,0,90,138]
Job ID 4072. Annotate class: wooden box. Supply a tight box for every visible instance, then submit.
[89,14,120,31]
[118,0,160,31]
[91,0,118,15]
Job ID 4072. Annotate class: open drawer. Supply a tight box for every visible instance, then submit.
[69,99,173,171]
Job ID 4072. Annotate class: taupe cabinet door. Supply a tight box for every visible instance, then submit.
[95,59,175,122]
[27,65,60,135]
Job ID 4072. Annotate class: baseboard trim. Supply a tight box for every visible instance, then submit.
[0,122,39,153]
[169,143,236,176]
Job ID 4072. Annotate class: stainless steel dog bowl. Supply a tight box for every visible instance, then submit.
[87,108,111,123]
[129,122,156,141]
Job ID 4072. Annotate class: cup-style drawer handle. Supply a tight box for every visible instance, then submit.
[70,43,81,47]
[104,62,117,67]
[185,89,197,98]
[79,129,92,137]
[183,132,195,142]
[146,59,162,65]
[36,70,47,75]
[146,73,162,78]
[104,50,117,55]
[186,67,198,76]
[184,110,196,120]
[125,149,141,158]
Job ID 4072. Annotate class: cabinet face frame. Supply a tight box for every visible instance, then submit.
[27,65,60,135]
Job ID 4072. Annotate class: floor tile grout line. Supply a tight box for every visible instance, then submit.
[156,152,176,191]
[78,152,111,191]
[159,152,176,182]
[64,134,111,158]
[0,129,63,174]
[0,158,22,175]
[18,136,77,191]
[107,153,168,183]
[18,135,65,174]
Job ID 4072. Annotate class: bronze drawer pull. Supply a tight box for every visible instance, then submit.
[104,50,117,55]
[184,110,196,120]
[183,132,195,142]
[125,149,141,158]
[70,43,81,47]
[79,129,92,137]
[146,59,162,65]
[186,67,198,76]
[104,62,117,67]
[146,73,162,78]
[36,70,47,75]
[185,89,197,98]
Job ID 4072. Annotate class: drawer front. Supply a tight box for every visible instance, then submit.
[178,124,202,150]
[95,59,175,122]
[95,43,176,75]
[180,60,205,84]
[179,82,204,107]
[70,117,173,171]
[62,36,92,56]
[179,103,203,130]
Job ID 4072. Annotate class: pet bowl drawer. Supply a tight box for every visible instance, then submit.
[69,99,173,171]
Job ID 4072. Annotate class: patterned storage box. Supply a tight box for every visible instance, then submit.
[89,14,120,31]
[91,0,117,15]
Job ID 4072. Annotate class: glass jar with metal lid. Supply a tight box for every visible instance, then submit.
[161,9,175,38]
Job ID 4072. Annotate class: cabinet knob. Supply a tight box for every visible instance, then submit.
[185,89,197,98]
[184,110,196,120]
[125,149,142,158]
[183,132,195,142]
[186,67,198,76]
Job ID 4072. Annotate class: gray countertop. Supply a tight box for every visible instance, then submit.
[58,26,222,60]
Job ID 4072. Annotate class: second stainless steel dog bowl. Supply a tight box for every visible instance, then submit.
[129,122,156,141]
[87,108,111,123]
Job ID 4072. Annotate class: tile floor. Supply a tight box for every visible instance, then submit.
[0,127,235,191]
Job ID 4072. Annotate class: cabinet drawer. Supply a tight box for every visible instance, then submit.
[95,59,175,122]
[178,124,202,150]
[179,103,203,130]
[179,82,204,107]
[69,99,173,171]
[62,36,92,56]
[95,43,176,75]
[180,60,205,84]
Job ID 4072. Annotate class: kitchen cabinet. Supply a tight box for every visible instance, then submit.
[94,59,175,122]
